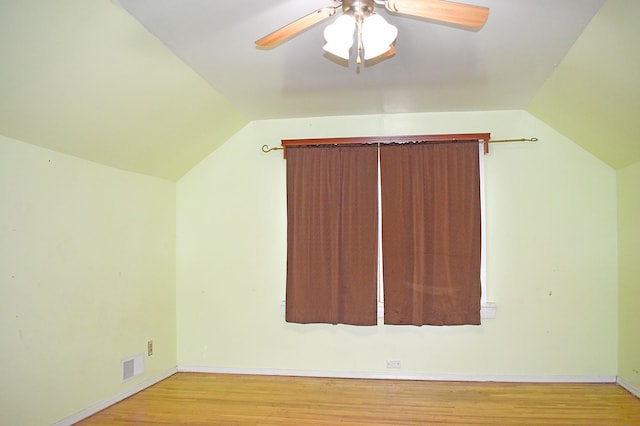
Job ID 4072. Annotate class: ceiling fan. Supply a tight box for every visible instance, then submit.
[255,0,489,64]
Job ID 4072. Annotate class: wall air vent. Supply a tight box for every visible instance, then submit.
[122,354,144,381]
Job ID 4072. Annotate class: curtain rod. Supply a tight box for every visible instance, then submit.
[261,137,538,154]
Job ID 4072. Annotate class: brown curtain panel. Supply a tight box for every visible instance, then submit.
[380,142,482,326]
[285,145,378,325]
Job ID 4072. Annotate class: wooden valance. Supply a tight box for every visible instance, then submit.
[280,133,491,158]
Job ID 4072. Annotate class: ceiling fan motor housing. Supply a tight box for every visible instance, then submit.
[343,0,376,17]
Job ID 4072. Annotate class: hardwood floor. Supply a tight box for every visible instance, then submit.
[78,373,640,425]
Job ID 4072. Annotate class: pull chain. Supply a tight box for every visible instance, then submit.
[356,15,363,65]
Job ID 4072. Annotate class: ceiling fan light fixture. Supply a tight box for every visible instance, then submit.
[323,14,356,60]
[361,13,397,60]
[256,0,489,65]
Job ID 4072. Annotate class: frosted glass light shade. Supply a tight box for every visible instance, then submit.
[361,14,397,60]
[323,15,356,60]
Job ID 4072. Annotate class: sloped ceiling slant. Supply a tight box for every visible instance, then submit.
[527,0,640,170]
[0,0,248,181]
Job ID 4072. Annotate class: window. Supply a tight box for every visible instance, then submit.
[283,134,492,326]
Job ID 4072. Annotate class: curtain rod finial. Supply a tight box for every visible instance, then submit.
[262,144,284,153]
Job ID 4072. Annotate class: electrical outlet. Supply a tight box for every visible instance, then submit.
[147,340,153,356]
[386,360,401,369]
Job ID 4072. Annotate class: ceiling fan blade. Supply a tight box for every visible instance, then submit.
[374,44,396,60]
[385,0,489,29]
[255,7,338,47]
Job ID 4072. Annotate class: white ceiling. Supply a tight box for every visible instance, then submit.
[117,0,604,119]
[6,0,640,179]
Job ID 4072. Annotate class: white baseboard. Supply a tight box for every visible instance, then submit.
[52,367,177,426]
[178,365,616,384]
[617,376,640,398]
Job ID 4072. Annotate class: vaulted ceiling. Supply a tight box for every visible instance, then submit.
[0,0,638,180]
[528,0,640,170]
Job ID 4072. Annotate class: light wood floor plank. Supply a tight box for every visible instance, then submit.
[77,373,640,425]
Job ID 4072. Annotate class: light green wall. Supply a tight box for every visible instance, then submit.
[617,161,640,391]
[176,110,618,379]
[1,108,624,425]
[526,0,640,170]
[0,0,248,181]
[0,135,177,426]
